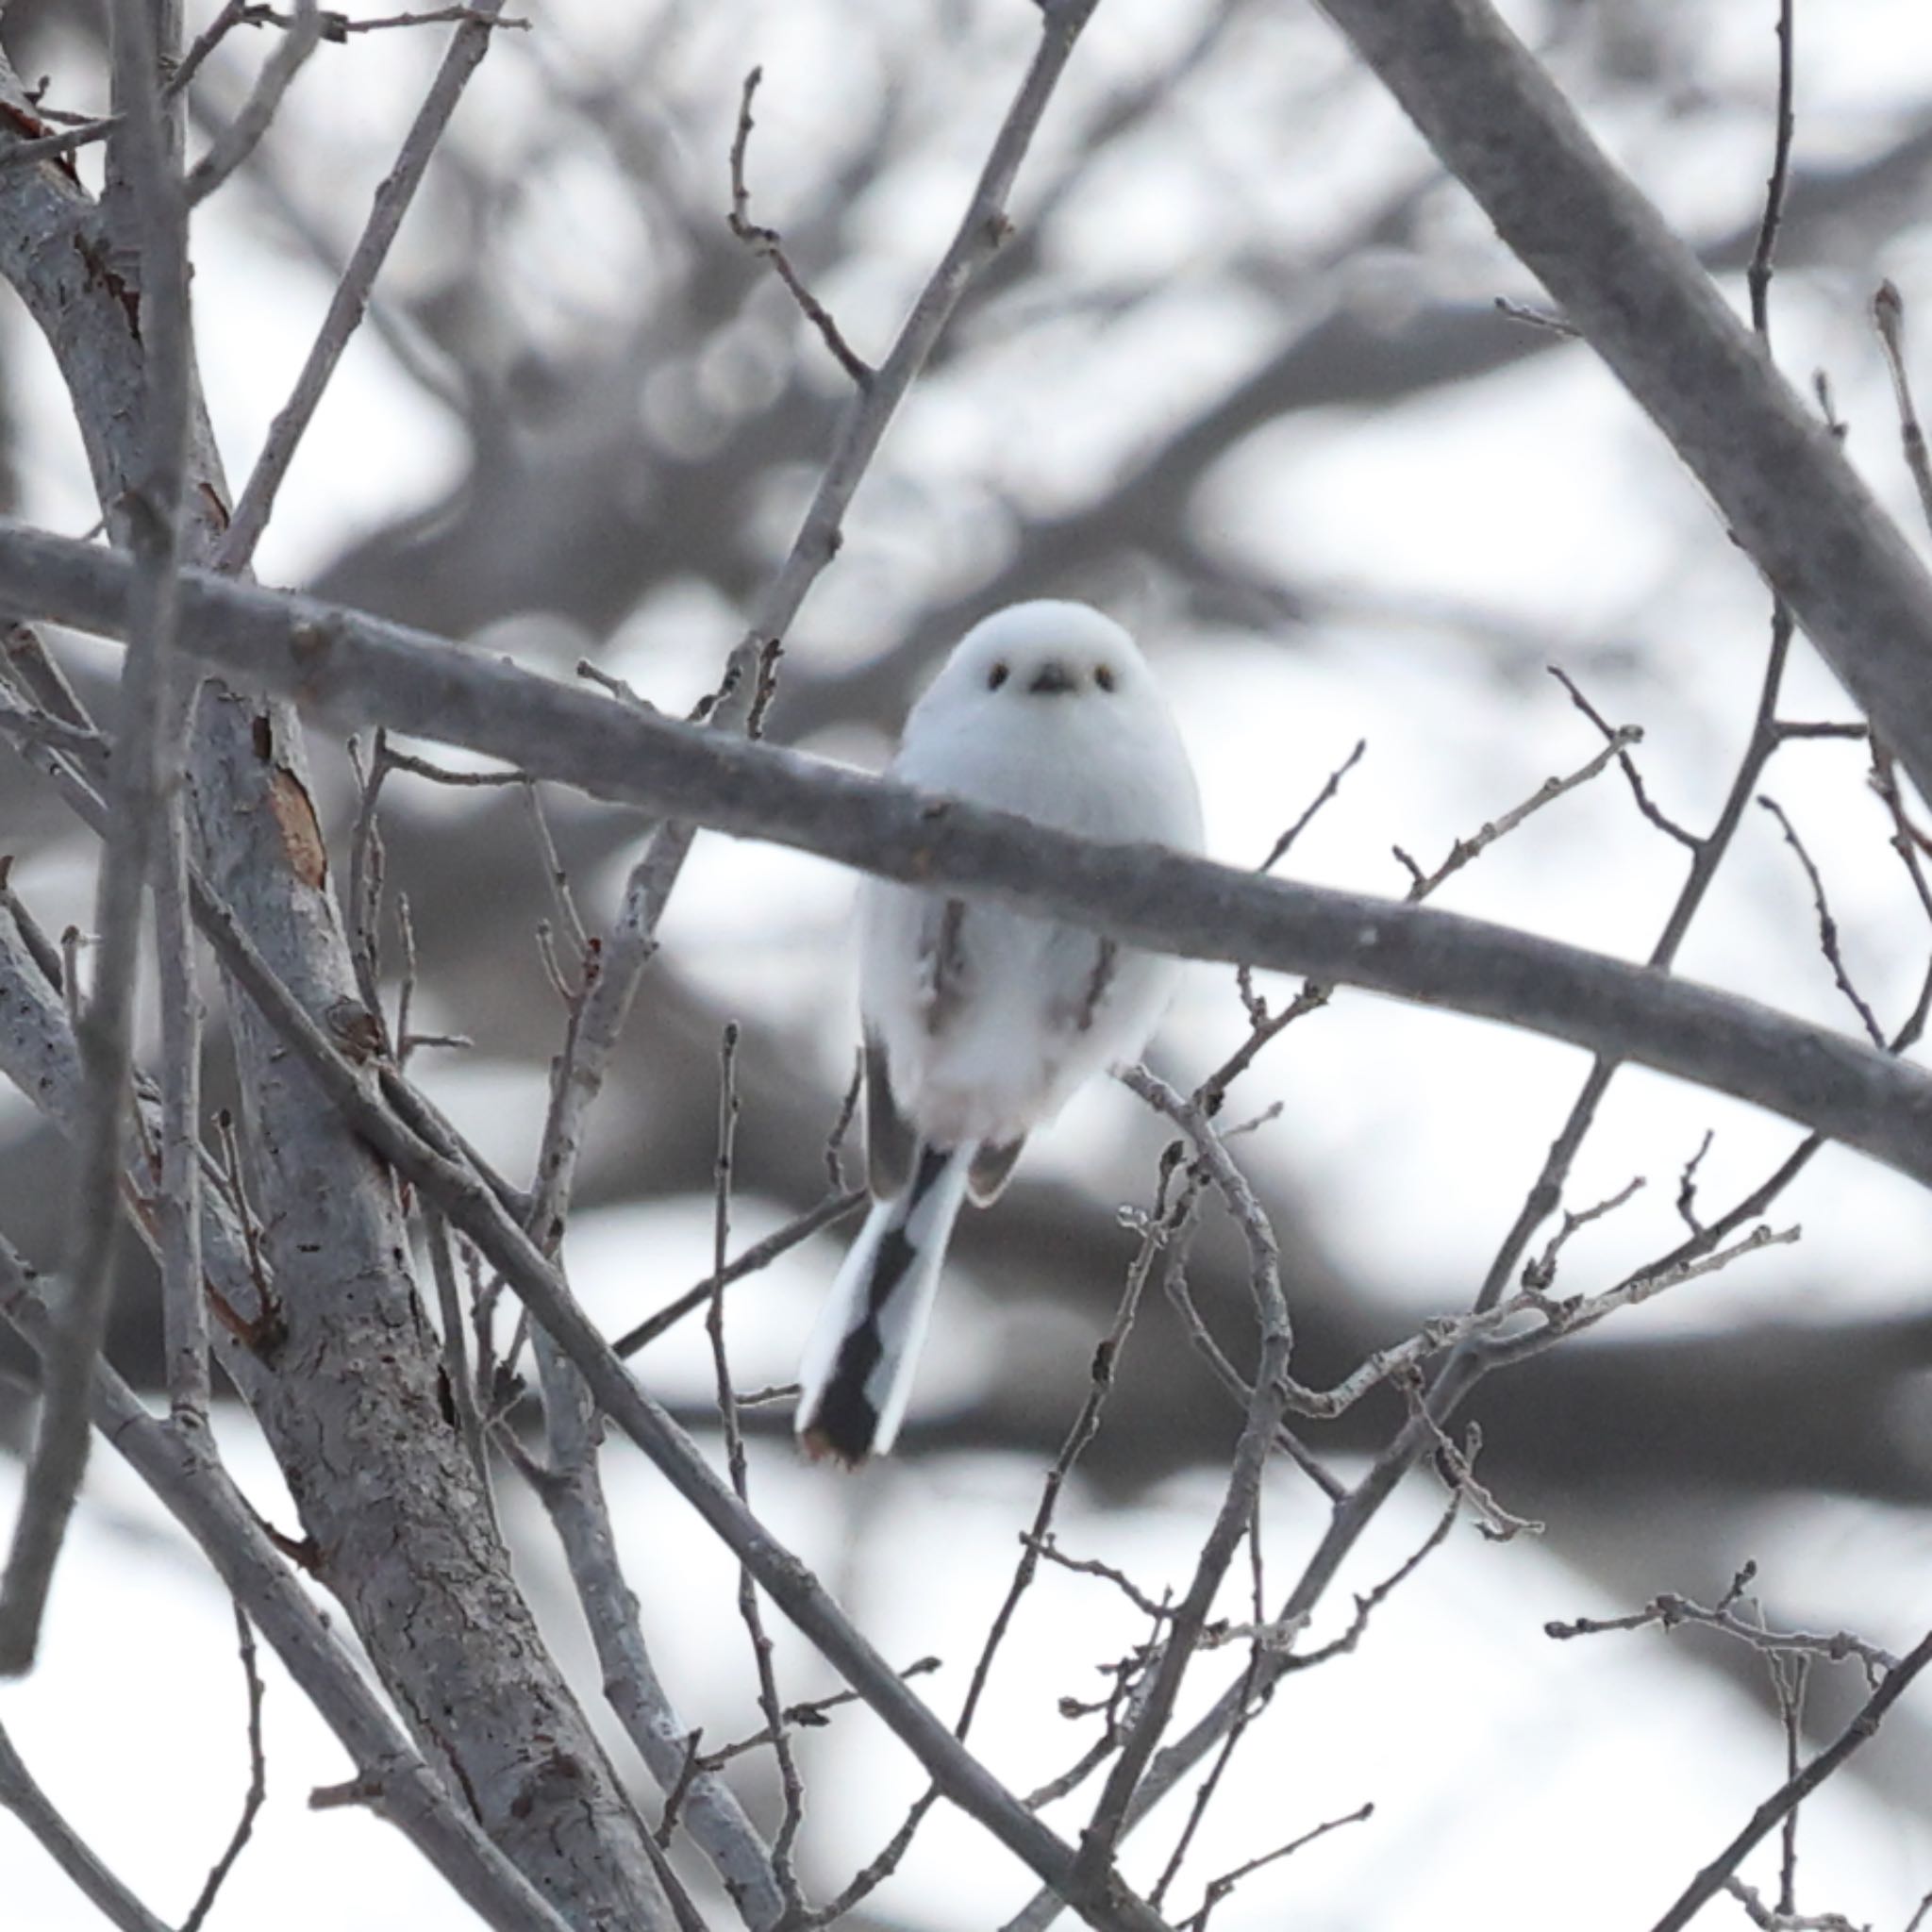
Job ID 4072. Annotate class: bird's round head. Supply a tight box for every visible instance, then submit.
[927,600,1154,711]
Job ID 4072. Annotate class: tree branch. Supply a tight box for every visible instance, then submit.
[8,520,1932,1194]
[0,1242,575,1932]
[0,1718,172,1932]
[213,0,508,570]
[0,0,196,1675]
[1313,0,1932,815]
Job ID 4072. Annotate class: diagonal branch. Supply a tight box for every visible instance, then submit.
[8,520,1932,1194]
[1313,0,1932,816]
[1649,1624,1932,1932]
[0,1241,575,1932]
[213,0,508,571]
[0,1718,172,1932]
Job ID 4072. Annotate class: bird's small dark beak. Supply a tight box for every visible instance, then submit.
[1027,659,1075,696]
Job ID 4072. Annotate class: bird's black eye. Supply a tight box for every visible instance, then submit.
[1094,663,1117,692]
[988,661,1009,691]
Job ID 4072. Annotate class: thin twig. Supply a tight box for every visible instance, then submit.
[1722,1873,1858,1932]
[1651,1626,1932,1932]
[1874,280,1932,537]
[522,780,588,964]
[167,1,248,98]
[178,1603,269,1932]
[728,68,874,388]
[1076,1077,1294,1889]
[214,0,510,570]
[1179,1802,1374,1932]
[694,1657,942,1773]
[1758,794,1887,1047]
[1676,1129,1713,1235]
[424,1208,493,1517]
[1745,0,1796,340]
[0,854,64,988]
[1258,739,1366,871]
[705,1024,808,1918]
[0,116,122,172]
[1395,725,1640,899]
[184,0,322,205]
[612,1189,865,1358]
[1546,1585,1896,1687]
[1492,294,1577,336]
[1521,1175,1645,1291]
[1548,664,1698,848]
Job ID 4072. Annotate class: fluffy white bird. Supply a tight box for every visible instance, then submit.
[796,600,1204,1465]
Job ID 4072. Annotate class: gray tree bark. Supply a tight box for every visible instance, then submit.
[0,45,673,1930]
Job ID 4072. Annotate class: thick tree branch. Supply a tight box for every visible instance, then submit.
[1313,0,1932,809]
[0,39,676,1922]
[0,1241,575,1932]
[6,519,1932,1194]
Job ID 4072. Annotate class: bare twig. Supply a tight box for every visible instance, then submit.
[521,781,588,964]
[1722,1874,1858,1932]
[1547,665,1698,848]
[1027,1536,1171,1624]
[1874,281,1932,538]
[1521,1175,1645,1291]
[612,1189,865,1359]
[1396,725,1640,899]
[178,1603,269,1932]
[424,1209,493,1513]
[1492,295,1576,336]
[184,0,322,205]
[1650,1626,1932,1932]
[1257,739,1366,872]
[1675,1129,1714,1234]
[167,1,249,97]
[1745,0,1796,340]
[1546,1581,1897,1687]
[0,115,122,172]
[825,1055,864,1190]
[1758,794,1887,1047]
[1178,1802,1374,1932]
[695,1658,942,1773]
[1076,1078,1294,1889]
[706,1024,807,1917]
[728,67,873,388]
[0,853,64,988]
[215,0,510,570]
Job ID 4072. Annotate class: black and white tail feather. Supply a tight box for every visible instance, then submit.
[795,1143,972,1465]
[793,600,1204,1468]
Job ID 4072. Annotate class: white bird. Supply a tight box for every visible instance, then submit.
[795,600,1204,1465]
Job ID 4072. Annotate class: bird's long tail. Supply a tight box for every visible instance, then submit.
[795,1143,972,1465]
